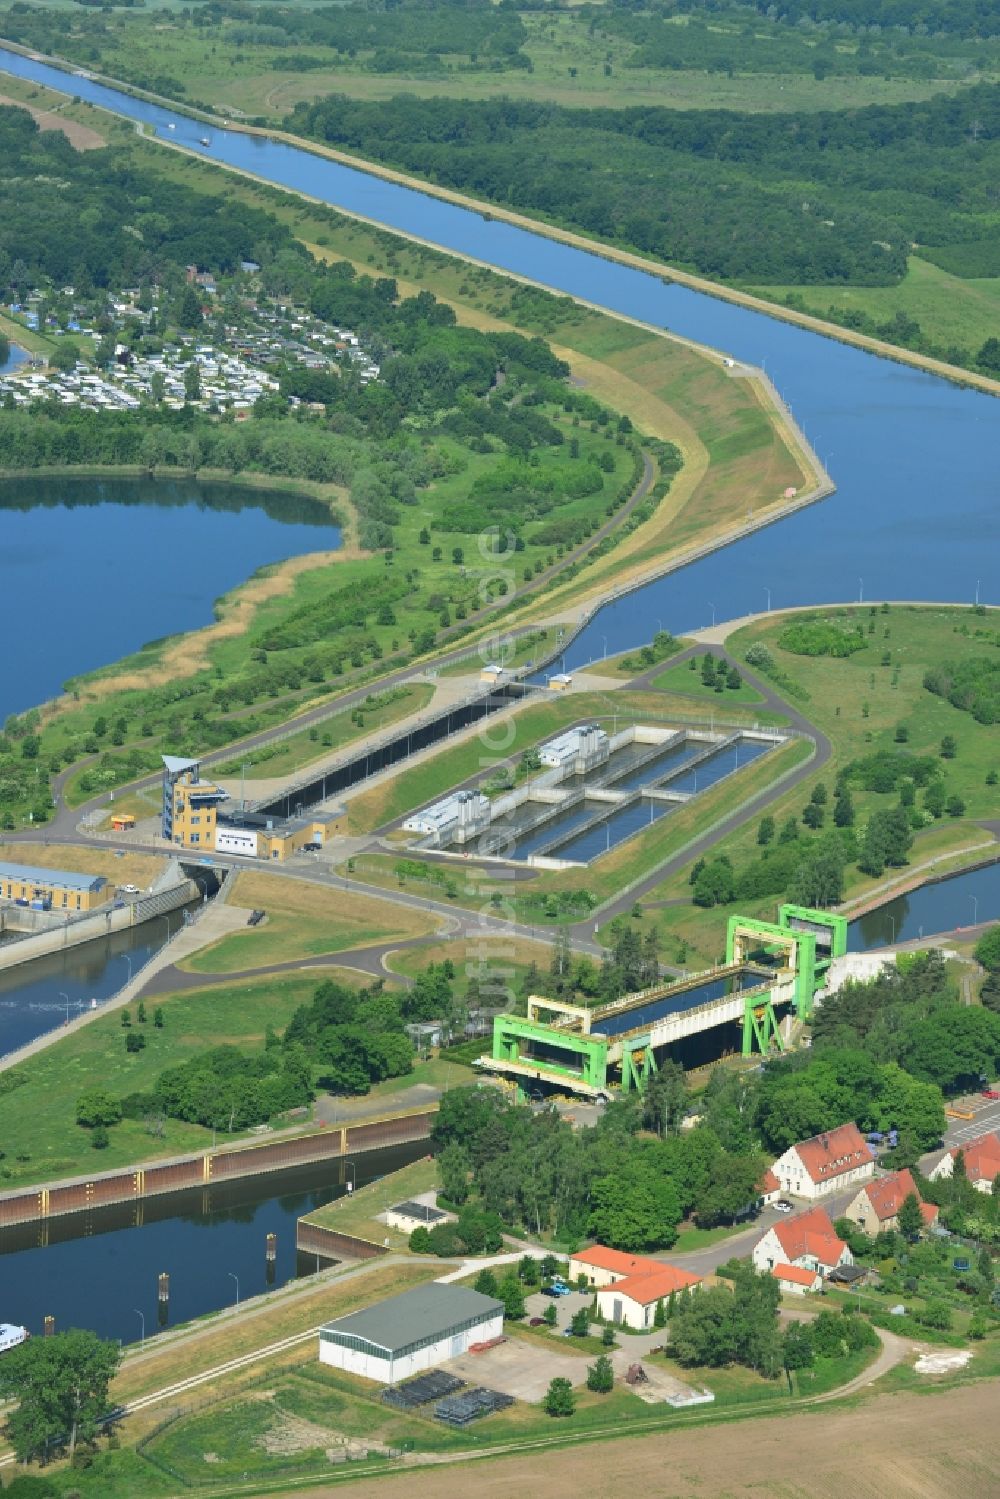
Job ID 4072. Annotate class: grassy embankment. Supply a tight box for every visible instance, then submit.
[182,869,438,974]
[636,604,1000,966]
[299,1154,438,1249]
[0,839,166,888]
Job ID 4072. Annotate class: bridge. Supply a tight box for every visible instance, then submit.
[476,905,847,1100]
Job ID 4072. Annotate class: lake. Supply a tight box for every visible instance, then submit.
[0,475,339,718]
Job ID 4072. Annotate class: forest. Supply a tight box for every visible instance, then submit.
[288,83,1000,292]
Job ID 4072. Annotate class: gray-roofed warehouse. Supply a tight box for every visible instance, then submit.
[319,1283,503,1384]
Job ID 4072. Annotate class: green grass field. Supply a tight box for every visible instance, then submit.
[651,658,766,705]
[746,257,1000,366]
[637,603,1000,965]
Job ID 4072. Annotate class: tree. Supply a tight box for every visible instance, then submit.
[543,1303,558,1328]
[175,284,203,329]
[897,1191,925,1241]
[438,1142,471,1206]
[75,1088,122,1128]
[153,1007,165,1028]
[781,1321,814,1385]
[48,341,79,373]
[833,787,855,827]
[588,1155,681,1251]
[498,1274,526,1321]
[653,1297,667,1329]
[601,1322,615,1346]
[0,1330,121,1462]
[640,1060,687,1137]
[543,1376,575,1416]
[570,1305,591,1337]
[940,734,957,759]
[474,1268,499,1298]
[757,815,775,846]
[975,926,1000,973]
[183,361,201,403]
[586,1354,615,1393]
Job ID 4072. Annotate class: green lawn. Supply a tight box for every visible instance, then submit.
[652,659,766,705]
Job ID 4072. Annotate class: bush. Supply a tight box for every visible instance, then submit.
[75,1088,122,1129]
[543,1376,575,1417]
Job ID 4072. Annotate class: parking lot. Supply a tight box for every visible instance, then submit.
[941,1090,1000,1149]
[444,1335,589,1403]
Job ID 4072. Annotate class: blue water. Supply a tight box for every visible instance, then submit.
[0,340,28,374]
[0,46,995,680]
[666,739,770,795]
[551,796,673,864]
[849,858,1000,950]
[0,475,338,717]
[0,904,193,1059]
[608,740,702,792]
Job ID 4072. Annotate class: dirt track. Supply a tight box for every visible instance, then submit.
[0,92,104,149]
[286,1381,1000,1499]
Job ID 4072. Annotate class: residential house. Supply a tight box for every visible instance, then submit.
[752,1206,852,1279]
[569,1245,701,1330]
[928,1130,1000,1194]
[771,1263,823,1295]
[845,1169,939,1236]
[771,1122,875,1200]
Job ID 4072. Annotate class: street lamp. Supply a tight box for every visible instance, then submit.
[858,577,864,604]
[888,914,895,945]
[764,587,771,613]
[59,991,70,1025]
[708,602,716,627]
[134,1309,145,1350]
[121,954,132,985]
[970,894,979,926]
[344,1158,356,1194]
[228,1271,240,1308]
[601,635,608,659]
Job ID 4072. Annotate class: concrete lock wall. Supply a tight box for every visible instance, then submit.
[0,1107,436,1228]
[0,880,197,976]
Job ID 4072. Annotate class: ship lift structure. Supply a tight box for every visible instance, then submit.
[477,905,847,1102]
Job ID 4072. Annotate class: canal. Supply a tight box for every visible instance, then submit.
[0,46,995,680]
[0,475,339,720]
[0,1141,428,1345]
[0,902,195,1059]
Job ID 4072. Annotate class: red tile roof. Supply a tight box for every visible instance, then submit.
[769,1206,847,1270]
[792,1123,872,1184]
[952,1131,1000,1186]
[606,1265,702,1305]
[759,1168,780,1194]
[570,1245,659,1277]
[920,1201,940,1226]
[861,1169,920,1223]
[771,1263,819,1288]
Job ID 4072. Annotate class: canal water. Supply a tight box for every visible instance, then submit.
[0,46,995,680]
[848,858,1000,951]
[0,475,339,720]
[0,340,28,374]
[0,903,194,1059]
[0,1141,428,1345]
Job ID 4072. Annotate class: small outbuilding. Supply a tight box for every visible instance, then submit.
[319,1283,503,1385]
[771,1262,822,1296]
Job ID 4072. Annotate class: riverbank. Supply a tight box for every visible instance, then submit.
[3,38,997,399]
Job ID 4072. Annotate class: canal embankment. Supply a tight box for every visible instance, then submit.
[0,874,198,976]
[0,1102,436,1228]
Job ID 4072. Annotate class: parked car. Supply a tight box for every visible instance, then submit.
[773,1200,794,1214]
[528,1317,546,1327]
[542,1282,572,1298]
[981,1087,1000,1100]
[302,841,322,852]
[118,883,140,895]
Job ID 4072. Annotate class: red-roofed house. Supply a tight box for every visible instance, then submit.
[758,1167,781,1206]
[771,1262,823,1295]
[596,1264,702,1330]
[569,1245,701,1328]
[845,1169,939,1236]
[752,1205,852,1279]
[771,1122,875,1200]
[929,1131,1000,1195]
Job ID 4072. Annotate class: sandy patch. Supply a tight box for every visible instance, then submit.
[914,1349,973,1375]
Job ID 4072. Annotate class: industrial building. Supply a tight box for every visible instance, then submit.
[161,756,228,848]
[319,1283,503,1384]
[538,724,609,775]
[569,1245,701,1329]
[214,806,343,861]
[0,861,107,913]
[402,790,491,846]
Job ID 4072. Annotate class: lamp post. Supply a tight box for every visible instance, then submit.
[708,602,716,627]
[764,587,771,613]
[601,635,608,659]
[228,1272,240,1308]
[59,991,70,1025]
[134,1309,145,1350]
[121,953,132,985]
[858,577,864,604]
[345,1158,356,1195]
[888,913,895,945]
[970,894,978,927]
